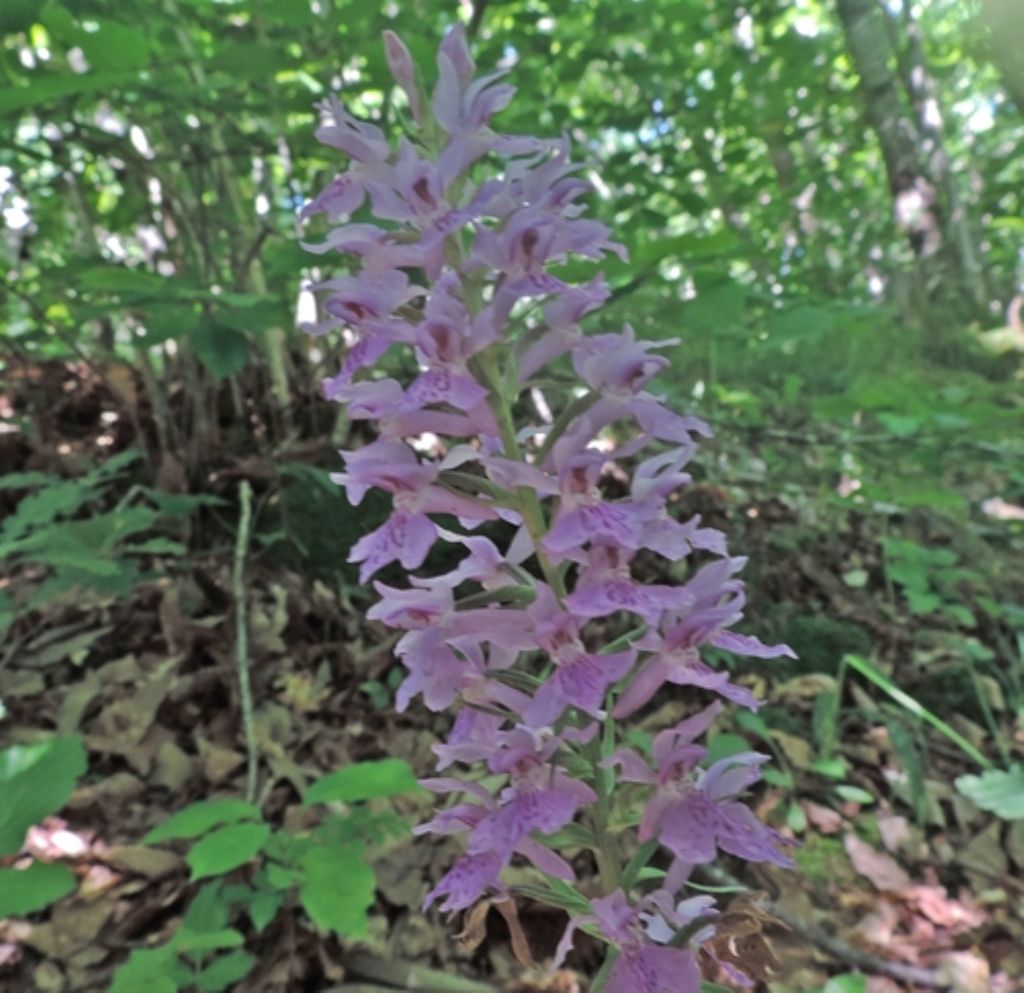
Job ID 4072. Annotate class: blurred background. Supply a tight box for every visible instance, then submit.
[1,1,1023,991]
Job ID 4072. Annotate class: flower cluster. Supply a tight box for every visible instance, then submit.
[301,26,795,993]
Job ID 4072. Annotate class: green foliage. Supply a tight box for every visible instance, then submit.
[0,736,86,856]
[883,538,977,627]
[0,735,86,917]
[0,452,215,636]
[186,823,271,882]
[143,799,262,844]
[303,757,422,805]
[955,765,1024,819]
[0,0,1021,978]
[844,654,992,769]
[111,758,421,993]
[0,861,77,918]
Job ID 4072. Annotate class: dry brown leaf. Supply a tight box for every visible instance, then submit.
[802,801,843,833]
[494,898,536,969]
[936,950,991,993]
[706,891,788,984]
[454,900,492,955]
[876,813,910,853]
[957,821,1008,878]
[32,960,64,991]
[151,739,196,792]
[67,772,145,811]
[772,730,814,769]
[102,845,183,880]
[773,673,839,703]
[844,833,912,893]
[909,885,986,930]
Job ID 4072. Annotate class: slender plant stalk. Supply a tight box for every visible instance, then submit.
[233,480,259,803]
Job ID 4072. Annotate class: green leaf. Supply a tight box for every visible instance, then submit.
[768,305,835,345]
[0,861,76,916]
[823,975,868,993]
[844,654,992,770]
[174,929,245,955]
[78,265,171,295]
[304,758,421,805]
[192,324,250,380]
[144,799,261,844]
[108,946,178,993]
[955,766,1024,819]
[248,886,283,932]
[834,784,875,805]
[0,736,86,856]
[685,281,747,334]
[180,882,231,934]
[0,471,54,490]
[297,844,375,938]
[513,876,593,915]
[186,824,270,881]
[79,21,150,72]
[706,733,751,764]
[196,951,256,992]
[0,70,139,116]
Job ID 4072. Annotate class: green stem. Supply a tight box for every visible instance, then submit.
[479,349,566,598]
[233,480,259,803]
[535,390,600,464]
[589,948,619,993]
[584,719,622,894]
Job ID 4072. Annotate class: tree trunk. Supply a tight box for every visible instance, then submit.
[835,0,988,341]
[980,0,1024,114]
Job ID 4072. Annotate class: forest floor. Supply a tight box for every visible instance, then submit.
[1,361,1022,993]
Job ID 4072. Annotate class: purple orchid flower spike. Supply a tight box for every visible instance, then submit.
[300,24,797,987]
[554,890,703,993]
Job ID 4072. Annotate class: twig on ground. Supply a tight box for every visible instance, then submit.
[697,865,951,989]
[343,951,497,993]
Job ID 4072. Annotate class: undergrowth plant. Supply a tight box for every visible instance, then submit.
[0,450,215,640]
[0,736,86,919]
[301,27,795,991]
[109,759,419,993]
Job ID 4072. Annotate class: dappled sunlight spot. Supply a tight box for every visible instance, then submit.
[981,497,1024,521]
[25,818,91,862]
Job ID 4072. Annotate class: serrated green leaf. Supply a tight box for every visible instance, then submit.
[0,861,76,916]
[186,824,270,881]
[955,766,1024,819]
[297,844,375,938]
[304,758,420,805]
[0,736,86,856]
[144,799,261,844]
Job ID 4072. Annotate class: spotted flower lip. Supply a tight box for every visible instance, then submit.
[300,23,795,980]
